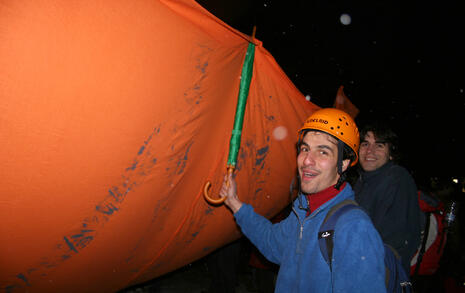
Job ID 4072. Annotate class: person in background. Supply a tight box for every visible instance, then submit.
[353,120,422,272]
[219,108,386,293]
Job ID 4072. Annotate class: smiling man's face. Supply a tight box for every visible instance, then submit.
[297,131,342,194]
[359,131,391,172]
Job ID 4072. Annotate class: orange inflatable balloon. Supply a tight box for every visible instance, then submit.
[0,0,318,292]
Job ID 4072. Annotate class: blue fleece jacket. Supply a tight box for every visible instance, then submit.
[234,184,386,293]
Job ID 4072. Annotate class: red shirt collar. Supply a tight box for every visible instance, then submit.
[305,182,346,216]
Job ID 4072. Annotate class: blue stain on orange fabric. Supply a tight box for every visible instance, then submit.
[137,145,145,155]
[15,274,29,287]
[255,146,269,166]
[257,146,269,155]
[63,237,78,253]
[202,246,213,252]
[109,188,124,202]
[125,161,138,171]
[176,142,193,175]
[96,202,119,215]
[5,284,20,292]
[196,61,208,73]
[204,207,214,215]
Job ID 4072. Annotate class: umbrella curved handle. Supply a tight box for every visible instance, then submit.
[203,167,234,205]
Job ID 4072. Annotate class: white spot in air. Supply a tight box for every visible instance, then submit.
[305,95,311,101]
[361,255,366,261]
[459,88,463,93]
[266,195,270,199]
[372,40,377,45]
[340,13,351,25]
[417,59,421,63]
[272,126,288,141]
[264,3,267,7]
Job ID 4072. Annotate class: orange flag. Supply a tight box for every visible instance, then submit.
[333,85,359,119]
[0,1,318,292]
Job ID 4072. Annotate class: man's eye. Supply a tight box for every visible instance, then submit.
[376,143,385,148]
[360,142,368,147]
[300,146,309,152]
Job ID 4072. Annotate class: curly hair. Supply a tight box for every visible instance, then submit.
[359,121,399,162]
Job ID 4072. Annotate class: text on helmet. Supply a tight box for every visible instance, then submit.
[308,118,328,124]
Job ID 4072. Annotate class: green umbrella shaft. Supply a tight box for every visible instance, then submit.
[227,43,255,167]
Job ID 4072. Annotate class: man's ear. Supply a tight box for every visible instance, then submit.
[389,143,395,161]
[342,159,350,173]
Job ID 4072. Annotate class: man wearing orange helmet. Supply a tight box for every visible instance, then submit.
[220,108,386,292]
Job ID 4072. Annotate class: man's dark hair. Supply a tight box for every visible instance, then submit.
[342,143,357,165]
[359,121,400,162]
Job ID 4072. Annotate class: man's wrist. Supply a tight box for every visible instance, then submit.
[229,199,243,214]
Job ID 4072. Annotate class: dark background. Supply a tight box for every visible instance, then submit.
[197,0,465,182]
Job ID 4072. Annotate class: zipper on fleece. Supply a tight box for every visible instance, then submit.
[293,205,324,255]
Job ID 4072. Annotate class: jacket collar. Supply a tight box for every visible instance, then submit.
[305,182,347,215]
[359,161,394,181]
[295,183,354,217]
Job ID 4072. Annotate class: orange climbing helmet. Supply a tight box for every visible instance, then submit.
[298,108,360,166]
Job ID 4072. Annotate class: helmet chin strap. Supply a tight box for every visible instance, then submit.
[335,140,345,190]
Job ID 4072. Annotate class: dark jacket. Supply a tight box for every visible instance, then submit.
[235,184,386,293]
[354,161,422,271]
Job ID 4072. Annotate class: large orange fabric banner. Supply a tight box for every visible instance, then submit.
[0,0,319,292]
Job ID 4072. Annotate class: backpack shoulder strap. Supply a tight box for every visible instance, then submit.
[318,199,360,271]
[384,243,413,292]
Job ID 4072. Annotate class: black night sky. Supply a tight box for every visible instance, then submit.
[198,0,465,180]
